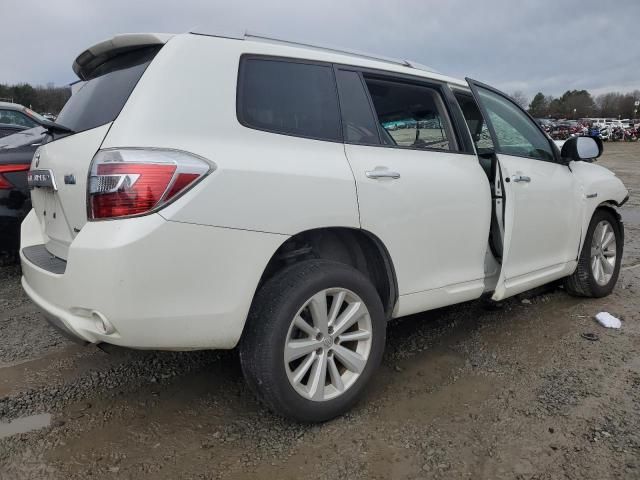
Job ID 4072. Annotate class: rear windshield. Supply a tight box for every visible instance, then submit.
[56,46,160,133]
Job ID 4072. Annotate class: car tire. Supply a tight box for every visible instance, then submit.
[239,259,386,422]
[564,208,623,298]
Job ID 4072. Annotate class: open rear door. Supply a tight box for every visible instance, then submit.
[465,79,582,301]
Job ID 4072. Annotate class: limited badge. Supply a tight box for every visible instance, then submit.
[27,169,57,190]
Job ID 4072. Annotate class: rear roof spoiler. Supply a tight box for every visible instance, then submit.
[72,33,173,80]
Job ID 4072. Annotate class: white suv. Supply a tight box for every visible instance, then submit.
[21,31,628,422]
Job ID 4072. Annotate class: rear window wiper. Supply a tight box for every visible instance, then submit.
[43,120,75,135]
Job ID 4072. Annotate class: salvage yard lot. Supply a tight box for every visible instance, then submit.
[1,143,639,479]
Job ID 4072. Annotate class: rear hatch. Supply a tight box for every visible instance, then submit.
[29,35,169,260]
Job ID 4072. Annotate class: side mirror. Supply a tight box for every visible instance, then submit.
[561,136,603,162]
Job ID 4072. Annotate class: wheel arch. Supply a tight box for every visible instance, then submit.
[596,200,624,243]
[255,227,399,319]
[578,200,624,258]
[597,201,621,217]
[566,203,624,298]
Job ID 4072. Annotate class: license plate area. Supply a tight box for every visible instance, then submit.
[30,186,75,251]
[27,169,58,190]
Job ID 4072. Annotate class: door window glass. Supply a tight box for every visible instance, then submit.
[238,58,341,142]
[476,87,554,161]
[363,77,455,151]
[454,93,494,154]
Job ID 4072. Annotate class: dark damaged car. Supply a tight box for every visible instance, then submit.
[0,126,47,251]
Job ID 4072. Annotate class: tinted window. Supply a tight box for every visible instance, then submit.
[363,77,455,151]
[56,46,160,133]
[476,87,554,161]
[239,58,341,141]
[454,93,494,153]
[0,110,37,128]
[335,70,379,144]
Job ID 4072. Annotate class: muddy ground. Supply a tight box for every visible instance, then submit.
[1,142,639,480]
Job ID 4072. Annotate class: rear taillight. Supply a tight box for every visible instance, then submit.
[0,164,30,189]
[88,149,213,220]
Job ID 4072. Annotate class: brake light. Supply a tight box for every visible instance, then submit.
[0,164,30,189]
[88,149,213,220]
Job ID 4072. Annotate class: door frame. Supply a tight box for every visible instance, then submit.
[464,78,580,300]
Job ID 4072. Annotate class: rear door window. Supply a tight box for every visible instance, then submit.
[55,46,161,133]
[361,76,456,151]
[237,58,341,142]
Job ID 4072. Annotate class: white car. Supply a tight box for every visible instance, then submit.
[21,32,629,422]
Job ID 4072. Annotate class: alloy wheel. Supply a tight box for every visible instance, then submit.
[283,288,373,402]
[590,220,617,286]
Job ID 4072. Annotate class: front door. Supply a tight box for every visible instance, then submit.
[466,80,582,299]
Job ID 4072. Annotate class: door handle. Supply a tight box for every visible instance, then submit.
[365,169,401,180]
[511,175,531,183]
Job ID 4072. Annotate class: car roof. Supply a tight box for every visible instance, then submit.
[215,31,469,88]
[0,101,25,111]
[74,31,469,89]
[237,32,468,88]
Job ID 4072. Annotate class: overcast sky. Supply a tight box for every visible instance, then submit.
[1,0,638,99]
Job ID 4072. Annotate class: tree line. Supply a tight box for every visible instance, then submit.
[2,80,638,122]
[0,83,71,115]
[511,89,640,120]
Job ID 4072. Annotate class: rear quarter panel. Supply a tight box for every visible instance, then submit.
[102,34,360,235]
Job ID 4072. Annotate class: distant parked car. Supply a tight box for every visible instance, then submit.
[0,146,36,251]
[0,102,51,138]
[0,126,47,251]
[550,123,572,140]
[0,122,27,139]
[0,125,47,150]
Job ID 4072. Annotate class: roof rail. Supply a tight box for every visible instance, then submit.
[191,28,440,74]
[244,31,415,68]
[403,59,441,74]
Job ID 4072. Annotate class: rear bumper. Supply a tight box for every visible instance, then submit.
[35,299,88,346]
[20,210,286,350]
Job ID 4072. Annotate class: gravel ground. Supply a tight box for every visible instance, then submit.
[0,142,639,479]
